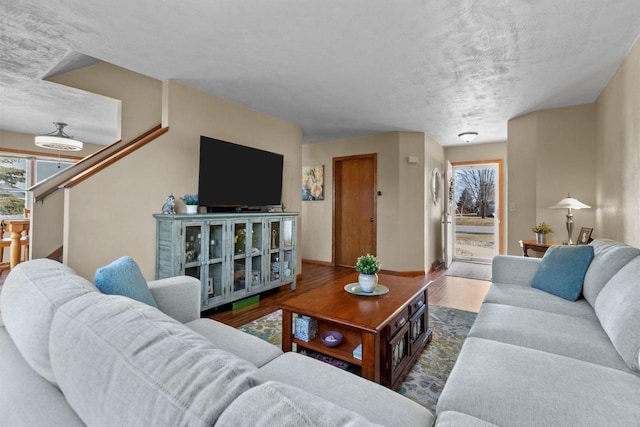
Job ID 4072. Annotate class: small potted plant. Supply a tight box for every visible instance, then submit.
[181,194,198,214]
[531,222,553,244]
[355,253,381,293]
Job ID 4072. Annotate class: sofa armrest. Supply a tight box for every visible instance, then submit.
[147,276,201,323]
[492,255,541,287]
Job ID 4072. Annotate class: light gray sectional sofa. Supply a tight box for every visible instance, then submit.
[435,239,640,426]
[0,258,434,426]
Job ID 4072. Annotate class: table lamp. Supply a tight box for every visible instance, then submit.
[549,194,591,245]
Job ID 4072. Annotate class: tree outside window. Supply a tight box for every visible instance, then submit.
[455,168,496,218]
[0,156,74,216]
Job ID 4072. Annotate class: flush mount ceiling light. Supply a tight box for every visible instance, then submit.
[35,122,83,151]
[458,132,478,144]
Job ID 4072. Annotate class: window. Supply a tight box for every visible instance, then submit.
[0,155,74,216]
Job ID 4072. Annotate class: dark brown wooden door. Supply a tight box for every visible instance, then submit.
[334,154,377,267]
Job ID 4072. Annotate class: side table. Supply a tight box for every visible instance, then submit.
[519,239,562,257]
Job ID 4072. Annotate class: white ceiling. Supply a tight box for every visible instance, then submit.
[1,0,639,147]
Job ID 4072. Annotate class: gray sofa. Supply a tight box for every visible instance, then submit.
[435,239,640,426]
[0,258,434,426]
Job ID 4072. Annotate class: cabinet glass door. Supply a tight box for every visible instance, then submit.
[249,221,263,289]
[282,217,294,279]
[232,221,248,294]
[208,223,224,260]
[282,249,294,280]
[203,222,225,306]
[268,220,281,283]
[283,218,293,249]
[184,224,203,278]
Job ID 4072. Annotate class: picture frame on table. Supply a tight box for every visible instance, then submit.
[577,227,593,245]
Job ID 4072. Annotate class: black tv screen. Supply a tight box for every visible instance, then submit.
[198,136,284,209]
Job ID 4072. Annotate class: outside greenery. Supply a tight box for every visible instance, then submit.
[0,159,27,216]
[454,167,497,259]
[0,156,74,217]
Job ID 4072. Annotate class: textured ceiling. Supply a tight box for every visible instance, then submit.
[1,0,639,147]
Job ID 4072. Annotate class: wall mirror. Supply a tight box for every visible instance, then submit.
[431,167,442,205]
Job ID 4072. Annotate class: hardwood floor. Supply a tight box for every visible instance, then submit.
[206,261,490,328]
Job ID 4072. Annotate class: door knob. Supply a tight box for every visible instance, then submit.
[369,217,375,222]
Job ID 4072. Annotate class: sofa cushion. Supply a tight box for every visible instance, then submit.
[257,352,434,427]
[468,303,631,372]
[531,245,594,301]
[583,239,640,306]
[94,256,158,307]
[437,337,640,426]
[0,327,85,427]
[186,318,283,368]
[484,282,597,321]
[594,256,640,371]
[0,259,97,384]
[50,292,260,426]
[216,381,380,426]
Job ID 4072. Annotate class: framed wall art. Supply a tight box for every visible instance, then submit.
[302,165,324,201]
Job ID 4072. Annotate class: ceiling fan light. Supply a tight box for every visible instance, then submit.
[35,122,83,151]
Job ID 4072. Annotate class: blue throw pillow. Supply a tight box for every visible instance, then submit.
[94,256,158,308]
[531,245,595,301]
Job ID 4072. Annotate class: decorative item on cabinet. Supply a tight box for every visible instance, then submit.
[180,194,198,214]
[161,194,176,214]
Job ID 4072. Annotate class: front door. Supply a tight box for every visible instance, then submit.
[443,161,454,268]
[452,160,503,263]
[334,154,377,267]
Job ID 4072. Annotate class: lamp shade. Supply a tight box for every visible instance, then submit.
[549,196,591,210]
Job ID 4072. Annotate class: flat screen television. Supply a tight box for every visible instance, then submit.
[198,136,284,210]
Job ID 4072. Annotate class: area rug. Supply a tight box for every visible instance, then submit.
[238,305,477,414]
[445,261,492,281]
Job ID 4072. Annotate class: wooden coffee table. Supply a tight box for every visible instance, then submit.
[280,273,432,390]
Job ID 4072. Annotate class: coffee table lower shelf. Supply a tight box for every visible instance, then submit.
[292,337,364,367]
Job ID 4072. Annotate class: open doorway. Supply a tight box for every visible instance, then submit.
[452,160,503,264]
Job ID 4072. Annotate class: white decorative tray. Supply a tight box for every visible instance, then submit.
[344,283,389,296]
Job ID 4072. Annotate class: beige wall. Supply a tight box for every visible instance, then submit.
[424,134,446,267]
[595,38,640,247]
[507,105,596,253]
[445,142,507,164]
[301,131,444,273]
[48,62,162,144]
[64,79,301,280]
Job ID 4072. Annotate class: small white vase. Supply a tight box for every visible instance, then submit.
[535,232,546,244]
[186,205,198,214]
[358,273,378,293]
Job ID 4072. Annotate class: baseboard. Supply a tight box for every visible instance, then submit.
[380,269,426,277]
[302,258,333,266]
